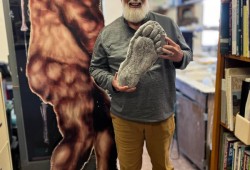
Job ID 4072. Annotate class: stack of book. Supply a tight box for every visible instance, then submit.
[221,67,250,131]
[219,132,250,169]
[220,0,250,58]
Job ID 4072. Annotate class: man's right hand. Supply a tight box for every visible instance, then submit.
[112,73,136,92]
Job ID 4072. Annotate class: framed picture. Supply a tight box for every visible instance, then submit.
[177,4,198,26]
[182,0,202,5]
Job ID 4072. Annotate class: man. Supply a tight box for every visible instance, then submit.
[90,0,193,169]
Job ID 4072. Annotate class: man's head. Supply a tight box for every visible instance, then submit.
[121,0,149,23]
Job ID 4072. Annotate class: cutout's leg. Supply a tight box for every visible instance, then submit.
[50,88,96,170]
[27,58,96,170]
[51,136,93,170]
[94,129,117,170]
[92,84,117,170]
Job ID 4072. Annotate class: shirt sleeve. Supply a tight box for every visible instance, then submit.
[89,32,114,93]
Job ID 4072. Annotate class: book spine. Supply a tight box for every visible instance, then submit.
[220,1,231,55]
[248,155,250,170]
[228,142,236,169]
[224,139,230,169]
[242,0,249,57]
[236,0,243,56]
[233,143,239,170]
[221,79,228,125]
[238,149,242,170]
[246,155,249,170]
[240,0,243,55]
[244,153,248,170]
[243,150,250,170]
[239,80,250,117]
[229,0,233,54]
[232,0,237,54]
[221,133,228,170]
[225,70,234,131]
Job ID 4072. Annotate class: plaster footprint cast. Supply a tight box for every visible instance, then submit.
[118,21,166,87]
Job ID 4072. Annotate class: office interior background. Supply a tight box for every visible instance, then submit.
[0,0,225,169]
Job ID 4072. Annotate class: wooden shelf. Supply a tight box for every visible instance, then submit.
[220,122,232,131]
[210,50,250,169]
[226,55,250,63]
[220,122,227,129]
[167,0,202,8]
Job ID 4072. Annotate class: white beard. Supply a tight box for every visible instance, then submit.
[122,1,149,23]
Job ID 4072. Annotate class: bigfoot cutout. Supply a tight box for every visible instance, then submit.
[26,0,117,169]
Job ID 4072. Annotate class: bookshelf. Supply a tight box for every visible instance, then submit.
[0,74,13,170]
[210,6,250,168]
[210,52,250,169]
[210,1,250,169]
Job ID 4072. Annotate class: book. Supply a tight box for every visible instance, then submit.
[220,132,229,170]
[222,133,238,169]
[220,0,232,55]
[233,141,244,170]
[239,79,250,117]
[238,0,243,56]
[245,90,250,120]
[221,79,228,125]
[232,0,237,55]
[229,0,233,55]
[237,148,242,170]
[235,143,250,170]
[242,0,249,57]
[231,0,243,55]
[227,138,238,169]
[247,150,250,170]
[225,67,250,131]
[243,150,250,169]
[239,145,250,170]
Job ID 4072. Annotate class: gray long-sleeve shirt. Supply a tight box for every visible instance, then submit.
[90,11,193,122]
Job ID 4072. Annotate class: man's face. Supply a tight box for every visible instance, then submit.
[121,0,149,23]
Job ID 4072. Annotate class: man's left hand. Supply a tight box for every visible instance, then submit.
[160,36,184,62]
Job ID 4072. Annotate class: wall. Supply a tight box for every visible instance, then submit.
[102,0,122,25]
[193,2,203,55]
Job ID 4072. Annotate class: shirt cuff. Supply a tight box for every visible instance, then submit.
[107,75,119,93]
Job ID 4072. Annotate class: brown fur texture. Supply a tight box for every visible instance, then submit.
[26,0,117,169]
